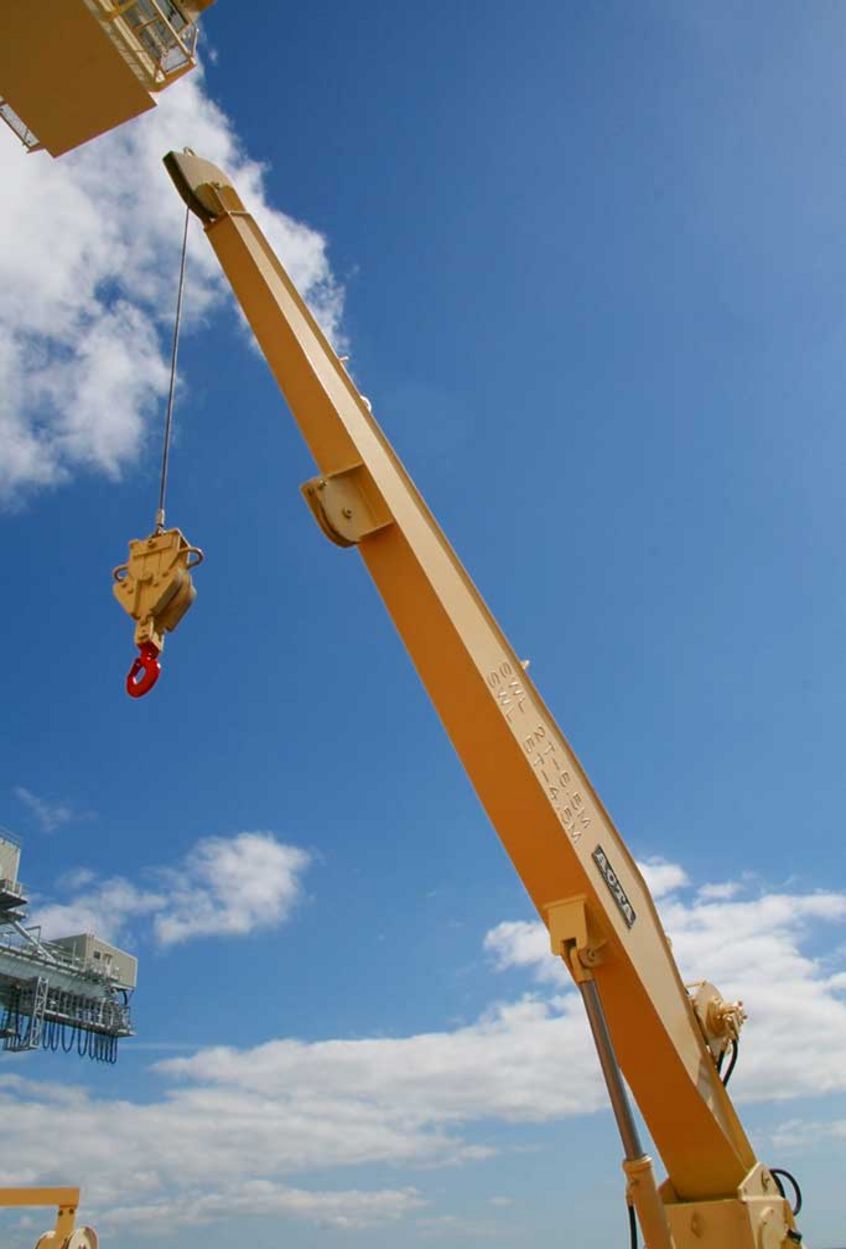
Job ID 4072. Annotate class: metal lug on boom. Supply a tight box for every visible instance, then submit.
[112,527,204,697]
[301,464,393,548]
[546,894,607,981]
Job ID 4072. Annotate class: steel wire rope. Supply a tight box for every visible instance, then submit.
[155,202,191,533]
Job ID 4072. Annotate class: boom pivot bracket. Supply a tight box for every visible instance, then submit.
[660,1164,802,1249]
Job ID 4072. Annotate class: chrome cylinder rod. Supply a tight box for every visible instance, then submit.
[578,977,643,1161]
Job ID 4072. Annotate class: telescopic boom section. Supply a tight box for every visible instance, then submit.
[164,153,758,1205]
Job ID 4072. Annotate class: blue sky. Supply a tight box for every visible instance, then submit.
[1,3,846,1246]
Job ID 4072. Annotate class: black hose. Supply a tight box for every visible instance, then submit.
[628,1202,638,1249]
[771,1167,803,1216]
[722,1037,739,1086]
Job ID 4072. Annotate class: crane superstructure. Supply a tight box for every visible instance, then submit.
[158,149,806,1249]
[0,0,214,157]
[0,830,135,1062]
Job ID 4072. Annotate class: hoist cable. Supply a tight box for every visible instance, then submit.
[156,203,191,532]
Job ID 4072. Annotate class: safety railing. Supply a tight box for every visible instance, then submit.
[0,100,41,151]
[88,0,202,90]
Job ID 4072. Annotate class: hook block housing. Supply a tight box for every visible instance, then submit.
[113,528,203,652]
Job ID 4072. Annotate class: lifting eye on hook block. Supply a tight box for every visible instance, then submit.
[112,528,204,699]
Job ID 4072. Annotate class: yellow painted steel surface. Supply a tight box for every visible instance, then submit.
[0,1187,79,1208]
[0,2,213,157]
[113,526,202,651]
[165,154,761,1204]
[0,2,154,156]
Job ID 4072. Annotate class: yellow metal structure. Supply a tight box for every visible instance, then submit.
[163,149,807,1249]
[0,0,214,157]
[113,525,202,653]
[0,1186,97,1249]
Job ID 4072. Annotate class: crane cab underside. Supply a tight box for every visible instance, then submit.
[0,0,213,157]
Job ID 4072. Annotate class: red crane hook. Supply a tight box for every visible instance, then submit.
[126,641,161,698]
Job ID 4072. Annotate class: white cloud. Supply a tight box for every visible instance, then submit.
[484,919,568,986]
[152,832,311,946]
[13,785,77,833]
[98,1181,423,1233]
[638,857,689,898]
[32,876,163,944]
[29,831,311,947]
[55,866,97,892]
[0,995,599,1242]
[771,1117,846,1151]
[0,1066,424,1237]
[0,69,344,506]
[416,1213,507,1238]
[156,994,602,1128]
[697,881,742,901]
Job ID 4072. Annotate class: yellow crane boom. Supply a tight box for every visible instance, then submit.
[163,149,803,1249]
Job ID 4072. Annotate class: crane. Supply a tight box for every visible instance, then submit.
[153,148,807,1249]
[0,7,820,1240]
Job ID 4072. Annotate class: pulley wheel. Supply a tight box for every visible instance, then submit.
[34,1228,98,1249]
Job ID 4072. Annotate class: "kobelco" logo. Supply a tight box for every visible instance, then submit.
[592,846,636,928]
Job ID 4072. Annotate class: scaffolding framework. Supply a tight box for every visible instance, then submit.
[0,831,134,1063]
